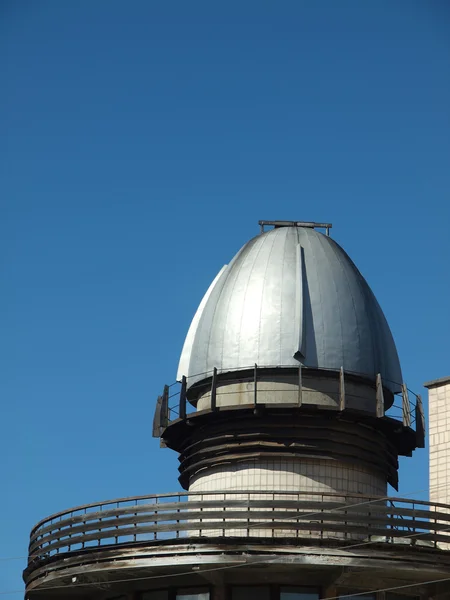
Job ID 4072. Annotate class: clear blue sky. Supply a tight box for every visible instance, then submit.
[2,1,450,595]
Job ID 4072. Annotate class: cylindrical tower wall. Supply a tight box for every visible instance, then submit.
[188,458,386,539]
[187,376,388,539]
[195,372,389,413]
[189,458,386,497]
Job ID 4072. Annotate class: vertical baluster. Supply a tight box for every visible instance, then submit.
[344,496,348,541]
[402,384,412,427]
[200,494,203,537]
[320,494,324,541]
[154,497,158,541]
[298,366,302,407]
[376,374,385,418]
[247,491,250,538]
[222,492,226,537]
[179,376,187,420]
[211,367,218,411]
[272,492,275,539]
[433,502,438,549]
[253,364,258,407]
[416,394,425,448]
[134,499,138,542]
[98,505,103,547]
[115,502,119,544]
[67,513,71,552]
[56,518,60,555]
[339,367,345,411]
[83,507,87,549]
[176,494,180,539]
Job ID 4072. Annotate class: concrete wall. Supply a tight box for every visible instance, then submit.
[426,378,450,491]
[189,458,386,539]
[189,378,388,540]
[425,376,450,550]
[195,374,383,414]
[189,458,386,497]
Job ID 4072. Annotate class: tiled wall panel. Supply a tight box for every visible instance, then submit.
[428,379,450,549]
[188,459,386,539]
[190,459,386,496]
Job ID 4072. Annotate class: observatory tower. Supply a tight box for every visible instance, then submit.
[159,221,417,499]
[23,222,450,600]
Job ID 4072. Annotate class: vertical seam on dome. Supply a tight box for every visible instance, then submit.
[302,228,326,365]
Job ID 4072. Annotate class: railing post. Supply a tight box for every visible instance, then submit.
[222,492,226,537]
[179,376,187,420]
[161,385,169,427]
[82,508,86,549]
[339,367,345,411]
[115,501,119,544]
[376,374,385,418]
[154,497,158,541]
[176,495,180,539]
[298,365,302,406]
[211,367,218,411]
[402,384,412,427]
[434,503,438,549]
[152,395,163,437]
[415,394,425,448]
[134,499,138,542]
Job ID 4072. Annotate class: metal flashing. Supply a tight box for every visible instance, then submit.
[424,375,450,389]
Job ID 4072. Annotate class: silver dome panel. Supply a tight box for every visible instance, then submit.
[177,226,402,393]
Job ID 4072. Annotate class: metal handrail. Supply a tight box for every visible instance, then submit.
[170,364,419,398]
[159,364,422,435]
[28,491,450,564]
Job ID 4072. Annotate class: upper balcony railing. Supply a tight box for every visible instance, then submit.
[27,490,450,570]
[153,365,425,445]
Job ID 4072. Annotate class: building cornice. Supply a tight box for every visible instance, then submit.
[424,376,450,389]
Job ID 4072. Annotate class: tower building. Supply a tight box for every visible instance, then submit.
[24,222,450,600]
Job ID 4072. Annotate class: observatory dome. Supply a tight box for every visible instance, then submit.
[178,224,402,393]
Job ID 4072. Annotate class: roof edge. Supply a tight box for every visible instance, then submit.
[424,375,450,389]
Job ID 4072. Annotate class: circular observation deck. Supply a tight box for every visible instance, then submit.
[24,490,450,599]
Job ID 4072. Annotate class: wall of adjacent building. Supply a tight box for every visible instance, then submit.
[426,376,450,551]
[427,377,450,507]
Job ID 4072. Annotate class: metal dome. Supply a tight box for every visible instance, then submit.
[178,224,402,393]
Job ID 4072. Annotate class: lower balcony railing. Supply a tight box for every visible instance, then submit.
[27,490,450,566]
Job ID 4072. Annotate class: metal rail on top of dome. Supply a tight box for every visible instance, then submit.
[258,220,333,235]
[153,364,425,445]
